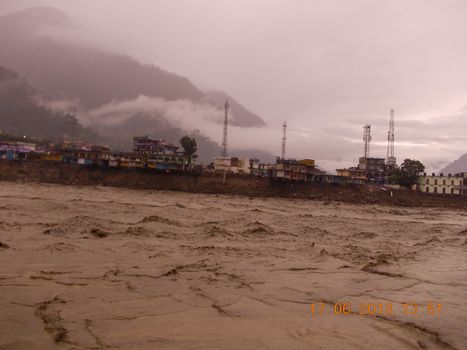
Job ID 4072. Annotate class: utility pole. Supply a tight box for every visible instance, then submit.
[363,124,371,158]
[281,122,287,160]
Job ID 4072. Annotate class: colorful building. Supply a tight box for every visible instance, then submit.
[272,159,321,182]
[334,167,367,184]
[133,136,179,156]
[0,141,37,160]
[60,143,110,166]
[110,153,143,168]
[358,157,386,184]
[133,136,190,171]
[336,167,367,181]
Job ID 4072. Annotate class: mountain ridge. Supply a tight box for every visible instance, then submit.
[0,6,267,128]
[440,154,467,174]
[0,64,274,163]
[0,64,99,142]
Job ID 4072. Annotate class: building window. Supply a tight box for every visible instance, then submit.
[442,188,446,194]
[434,187,437,193]
[451,188,454,194]
[426,187,429,193]
[434,179,438,185]
[443,179,446,185]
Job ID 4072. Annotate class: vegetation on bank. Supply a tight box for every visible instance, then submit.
[180,135,198,165]
[388,159,426,187]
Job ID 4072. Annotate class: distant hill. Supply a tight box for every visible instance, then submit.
[0,65,99,142]
[0,6,266,128]
[440,154,467,174]
[0,65,273,163]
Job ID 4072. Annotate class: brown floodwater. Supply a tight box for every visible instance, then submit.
[0,182,466,349]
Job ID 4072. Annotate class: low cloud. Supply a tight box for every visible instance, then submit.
[80,95,223,128]
[75,95,466,173]
[34,96,79,114]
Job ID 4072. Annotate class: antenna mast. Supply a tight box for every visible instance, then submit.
[363,124,371,158]
[281,122,287,160]
[69,108,77,145]
[386,109,396,166]
[221,101,229,158]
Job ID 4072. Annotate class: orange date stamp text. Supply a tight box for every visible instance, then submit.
[310,302,442,317]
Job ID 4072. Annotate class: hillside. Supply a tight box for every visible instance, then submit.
[0,6,266,128]
[0,65,273,163]
[0,65,99,142]
[441,154,467,174]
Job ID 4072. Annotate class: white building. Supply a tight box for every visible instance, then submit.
[213,157,250,174]
[417,173,466,195]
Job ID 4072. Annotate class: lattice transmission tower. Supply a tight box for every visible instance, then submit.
[363,124,372,158]
[221,100,229,158]
[281,122,287,160]
[386,109,396,166]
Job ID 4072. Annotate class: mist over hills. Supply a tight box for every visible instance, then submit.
[0,6,266,128]
[203,90,266,127]
[0,64,274,163]
[0,6,273,163]
[0,65,99,142]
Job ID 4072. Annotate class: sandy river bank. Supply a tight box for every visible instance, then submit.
[0,182,466,349]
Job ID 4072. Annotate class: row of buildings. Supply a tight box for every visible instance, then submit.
[212,157,325,181]
[0,136,194,172]
[0,137,365,184]
[1,136,465,195]
[0,141,46,160]
[212,156,372,185]
[211,157,322,180]
[211,155,466,195]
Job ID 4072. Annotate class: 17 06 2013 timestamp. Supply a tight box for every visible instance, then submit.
[310,302,442,317]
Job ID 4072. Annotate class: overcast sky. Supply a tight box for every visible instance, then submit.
[1,0,466,171]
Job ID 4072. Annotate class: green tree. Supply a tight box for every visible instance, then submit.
[399,159,425,186]
[387,165,402,185]
[179,136,197,165]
